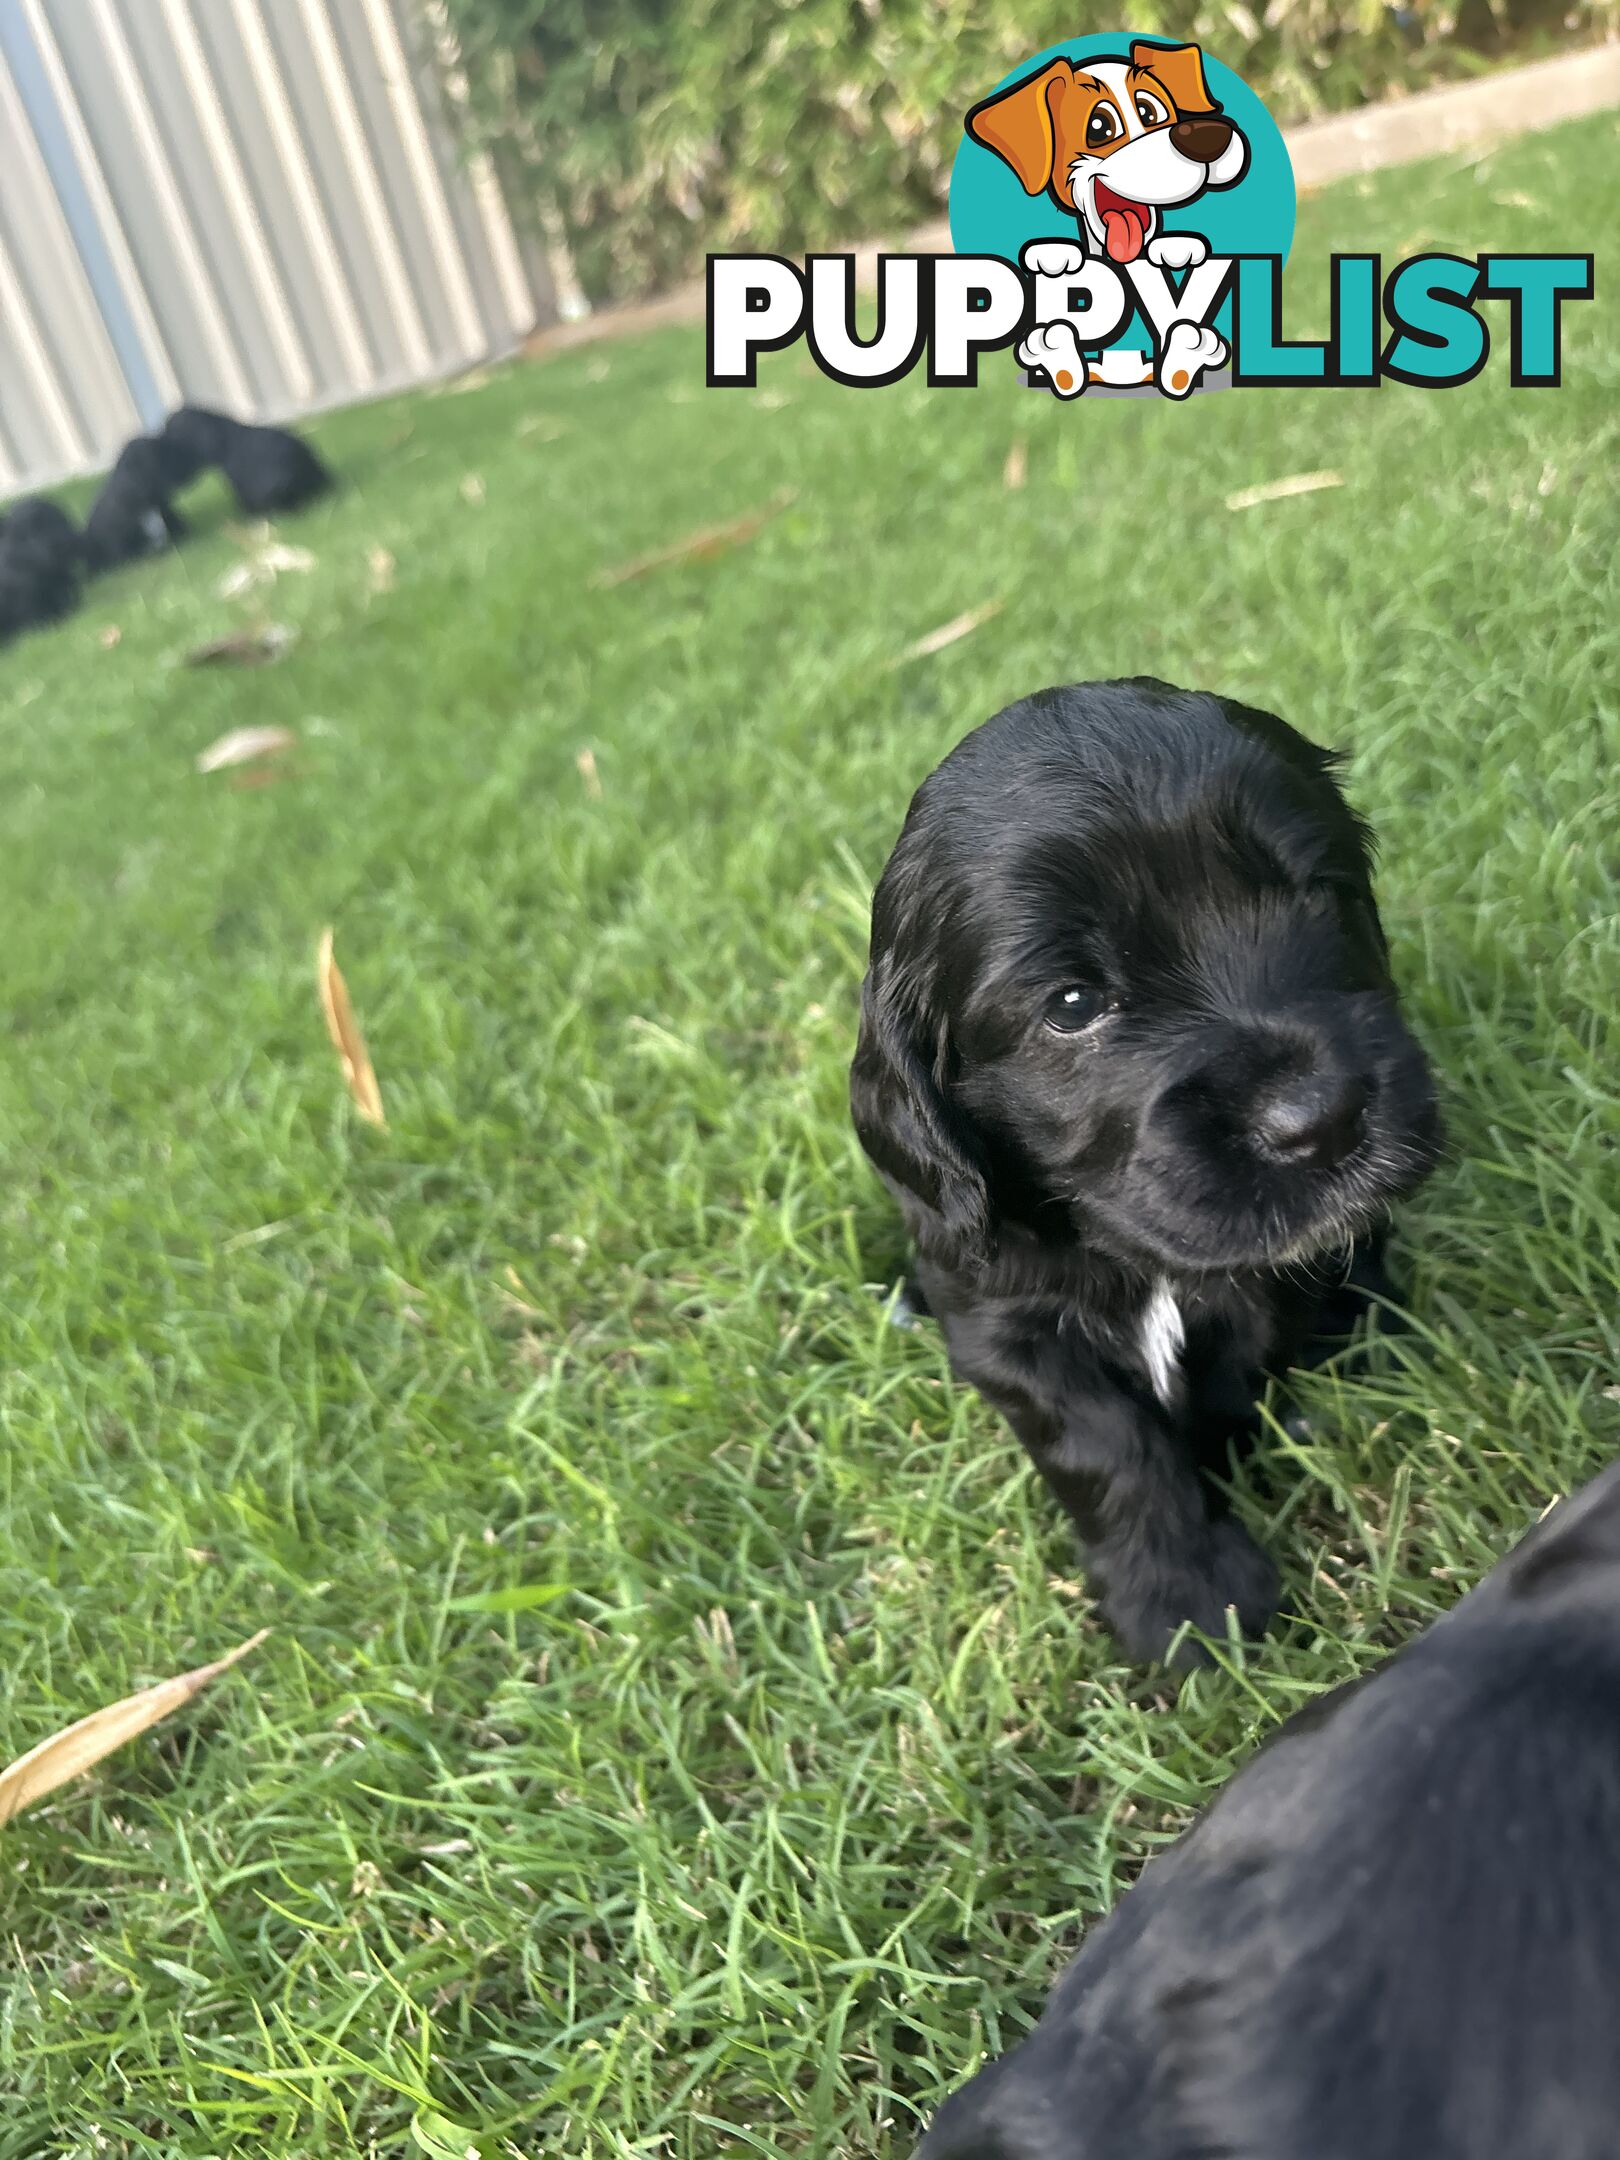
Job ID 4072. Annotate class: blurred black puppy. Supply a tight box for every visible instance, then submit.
[161,405,331,516]
[80,436,190,573]
[918,1460,1620,2160]
[0,496,82,640]
[851,681,1440,1662]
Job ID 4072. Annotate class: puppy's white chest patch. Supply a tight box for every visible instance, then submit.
[1138,1278,1185,1406]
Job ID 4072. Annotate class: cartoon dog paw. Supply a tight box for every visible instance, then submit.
[1019,321,1089,398]
[1146,234,1209,272]
[1020,239,1088,280]
[1158,320,1227,398]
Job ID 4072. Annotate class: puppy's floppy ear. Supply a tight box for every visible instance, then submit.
[851,946,992,1267]
[965,60,1075,196]
[1131,40,1220,115]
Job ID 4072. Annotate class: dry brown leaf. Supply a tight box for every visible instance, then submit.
[261,543,315,576]
[367,546,396,595]
[99,624,122,649]
[1003,440,1028,491]
[1225,470,1345,512]
[592,488,797,590]
[196,725,298,775]
[501,1263,542,1318]
[216,561,259,601]
[217,542,315,600]
[893,600,1004,666]
[316,928,387,1128]
[185,623,295,668]
[0,1630,269,1827]
[576,747,603,800]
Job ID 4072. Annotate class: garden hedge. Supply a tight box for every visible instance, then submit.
[433,1,1614,304]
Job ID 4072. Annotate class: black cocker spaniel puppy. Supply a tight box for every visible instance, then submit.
[160,405,332,517]
[2,406,331,645]
[80,436,190,573]
[852,680,1440,1663]
[0,497,82,641]
[917,1459,1620,2160]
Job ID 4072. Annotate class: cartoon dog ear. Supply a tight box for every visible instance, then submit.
[965,60,1076,197]
[851,945,993,1269]
[1131,40,1220,115]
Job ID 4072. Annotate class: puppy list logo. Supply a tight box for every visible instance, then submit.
[707,34,1592,400]
[954,38,1285,397]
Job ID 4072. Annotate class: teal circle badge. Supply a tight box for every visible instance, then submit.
[949,36,1294,361]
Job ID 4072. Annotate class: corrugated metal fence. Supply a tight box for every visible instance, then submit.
[0,0,560,496]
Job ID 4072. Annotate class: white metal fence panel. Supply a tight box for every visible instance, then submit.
[0,0,556,497]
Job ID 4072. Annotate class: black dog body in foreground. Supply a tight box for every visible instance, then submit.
[852,681,1441,1661]
[161,405,332,517]
[917,1461,1620,2159]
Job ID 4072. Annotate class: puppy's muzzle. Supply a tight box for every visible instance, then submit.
[1170,115,1234,163]
[1157,1016,1384,1174]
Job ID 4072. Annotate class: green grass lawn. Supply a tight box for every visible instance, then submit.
[0,112,1615,2159]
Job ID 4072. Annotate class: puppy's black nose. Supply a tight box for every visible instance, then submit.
[1171,116,1234,162]
[1255,1073,1369,1170]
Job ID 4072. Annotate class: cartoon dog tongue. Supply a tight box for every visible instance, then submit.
[1093,185,1149,264]
[1100,201,1147,264]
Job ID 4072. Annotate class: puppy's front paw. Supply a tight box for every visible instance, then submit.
[1157,320,1228,399]
[1018,322,1088,398]
[1099,1517,1279,1668]
[1146,233,1209,272]
[876,1279,928,1331]
[1020,238,1088,279]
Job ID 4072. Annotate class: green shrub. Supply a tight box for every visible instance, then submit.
[433,0,1613,304]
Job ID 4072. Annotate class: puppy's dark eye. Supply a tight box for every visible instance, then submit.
[1044,986,1111,1034]
[1134,91,1169,127]
[1086,105,1120,148]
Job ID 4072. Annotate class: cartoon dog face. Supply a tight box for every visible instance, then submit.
[966,42,1248,264]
